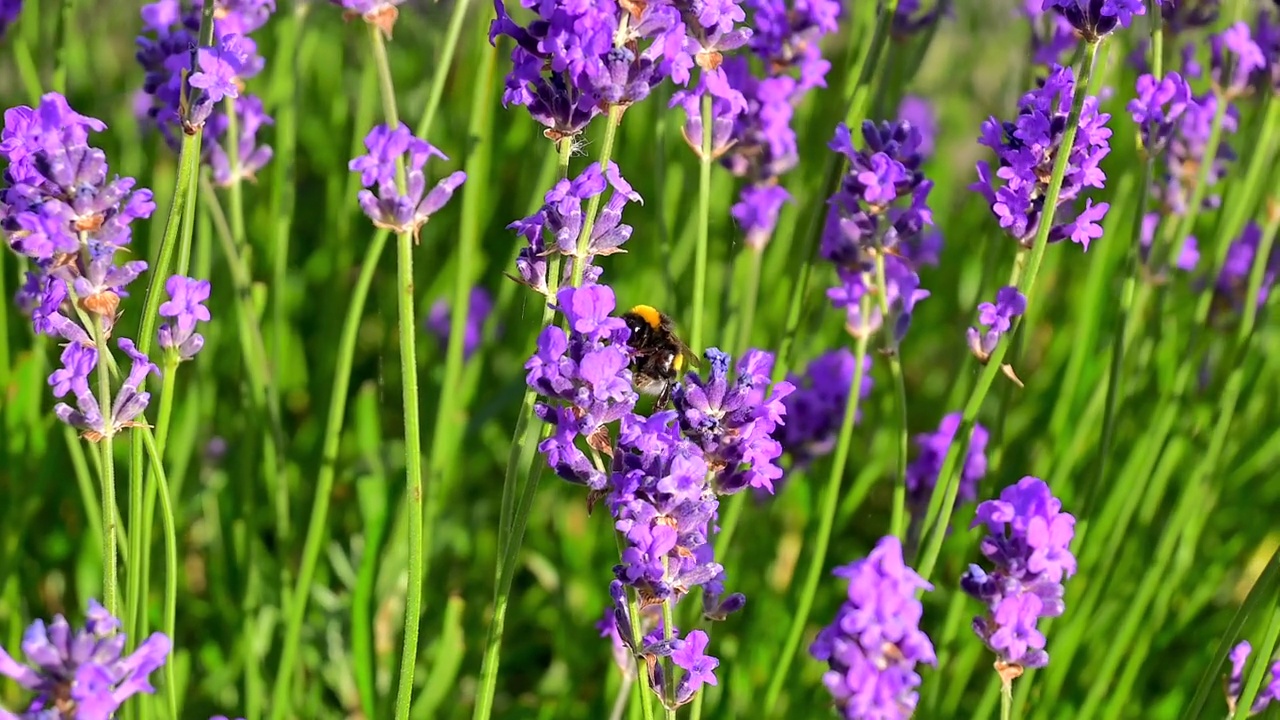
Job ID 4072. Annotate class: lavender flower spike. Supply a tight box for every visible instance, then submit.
[1225,640,1280,715]
[1127,72,1192,155]
[158,275,212,362]
[0,600,170,719]
[1043,0,1145,41]
[961,476,1077,670]
[349,123,466,242]
[811,536,937,720]
[967,285,1027,362]
[906,412,989,517]
[971,64,1113,251]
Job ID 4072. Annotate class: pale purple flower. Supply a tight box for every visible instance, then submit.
[349,122,466,241]
[774,350,874,471]
[1225,640,1280,715]
[158,275,212,361]
[0,601,170,719]
[906,413,989,516]
[1042,0,1145,40]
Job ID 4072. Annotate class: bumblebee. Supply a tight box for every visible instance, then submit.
[620,304,699,410]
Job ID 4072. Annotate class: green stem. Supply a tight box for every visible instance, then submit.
[367,24,426,720]
[413,0,472,140]
[570,105,624,287]
[91,313,118,616]
[873,250,909,541]
[762,295,873,716]
[473,137,574,720]
[916,40,1101,583]
[1000,677,1014,720]
[52,0,76,94]
[660,572,676,720]
[627,584,658,720]
[734,248,763,356]
[268,229,392,720]
[690,91,713,355]
[139,427,179,720]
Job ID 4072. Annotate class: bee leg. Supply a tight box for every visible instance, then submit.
[654,382,672,411]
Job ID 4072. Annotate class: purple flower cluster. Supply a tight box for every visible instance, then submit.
[822,120,936,344]
[0,600,170,719]
[774,350,874,470]
[603,581,727,708]
[2,94,167,439]
[905,413,989,516]
[1210,21,1267,98]
[490,0,750,140]
[961,476,1076,669]
[158,275,212,362]
[1209,221,1278,323]
[135,0,275,184]
[526,285,637,490]
[509,161,641,297]
[1226,641,1280,716]
[0,0,20,38]
[427,286,494,360]
[810,536,937,720]
[973,64,1113,251]
[716,0,840,249]
[1127,72,1192,155]
[1022,0,1078,66]
[671,347,794,495]
[608,411,719,604]
[1042,0,1145,41]
[967,285,1027,361]
[348,123,467,240]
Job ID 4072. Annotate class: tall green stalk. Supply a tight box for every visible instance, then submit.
[916,40,1102,584]
[364,23,427,720]
[91,313,117,616]
[473,99,627,719]
[762,293,872,716]
[690,91,714,354]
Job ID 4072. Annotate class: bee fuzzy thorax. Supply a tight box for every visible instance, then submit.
[619,304,697,410]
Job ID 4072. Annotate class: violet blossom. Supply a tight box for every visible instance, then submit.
[158,275,212,362]
[135,0,275,181]
[774,350,874,471]
[1042,0,1145,41]
[1225,640,1280,716]
[810,536,937,719]
[348,122,467,241]
[526,284,637,490]
[1127,71,1193,155]
[0,600,170,719]
[0,0,20,38]
[2,93,162,440]
[822,120,935,345]
[905,413,990,517]
[671,347,794,495]
[961,476,1077,669]
[971,63,1113,251]
[967,285,1027,362]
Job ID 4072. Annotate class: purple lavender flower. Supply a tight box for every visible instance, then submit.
[1257,10,1280,93]
[961,476,1076,669]
[348,123,466,241]
[1043,0,1145,41]
[967,286,1027,361]
[1209,221,1278,323]
[1138,213,1200,274]
[0,0,21,37]
[905,413,989,516]
[1211,21,1267,97]
[1127,72,1192,154]
[608,411,718,601]
[1151,87,1237,216]
[666,629,719,706]
[897,95,938,157]
[671,347,794,495]
[1225,640,1280,715]
[508,161,640,296]
[0,600,170,718]
[823,120,935,344]
[527,285,637,490]
[54,339,161,440]
[1023,0,1078,66]
[971,64,1113,251]
[490,0,683,139]
[774,350,874,470]
[426,286,493,360]
[136,1,275,172]
[810,536,937,720]
[158,275,212,361]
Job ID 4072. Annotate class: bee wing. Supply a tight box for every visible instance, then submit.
[680,342,701,369]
